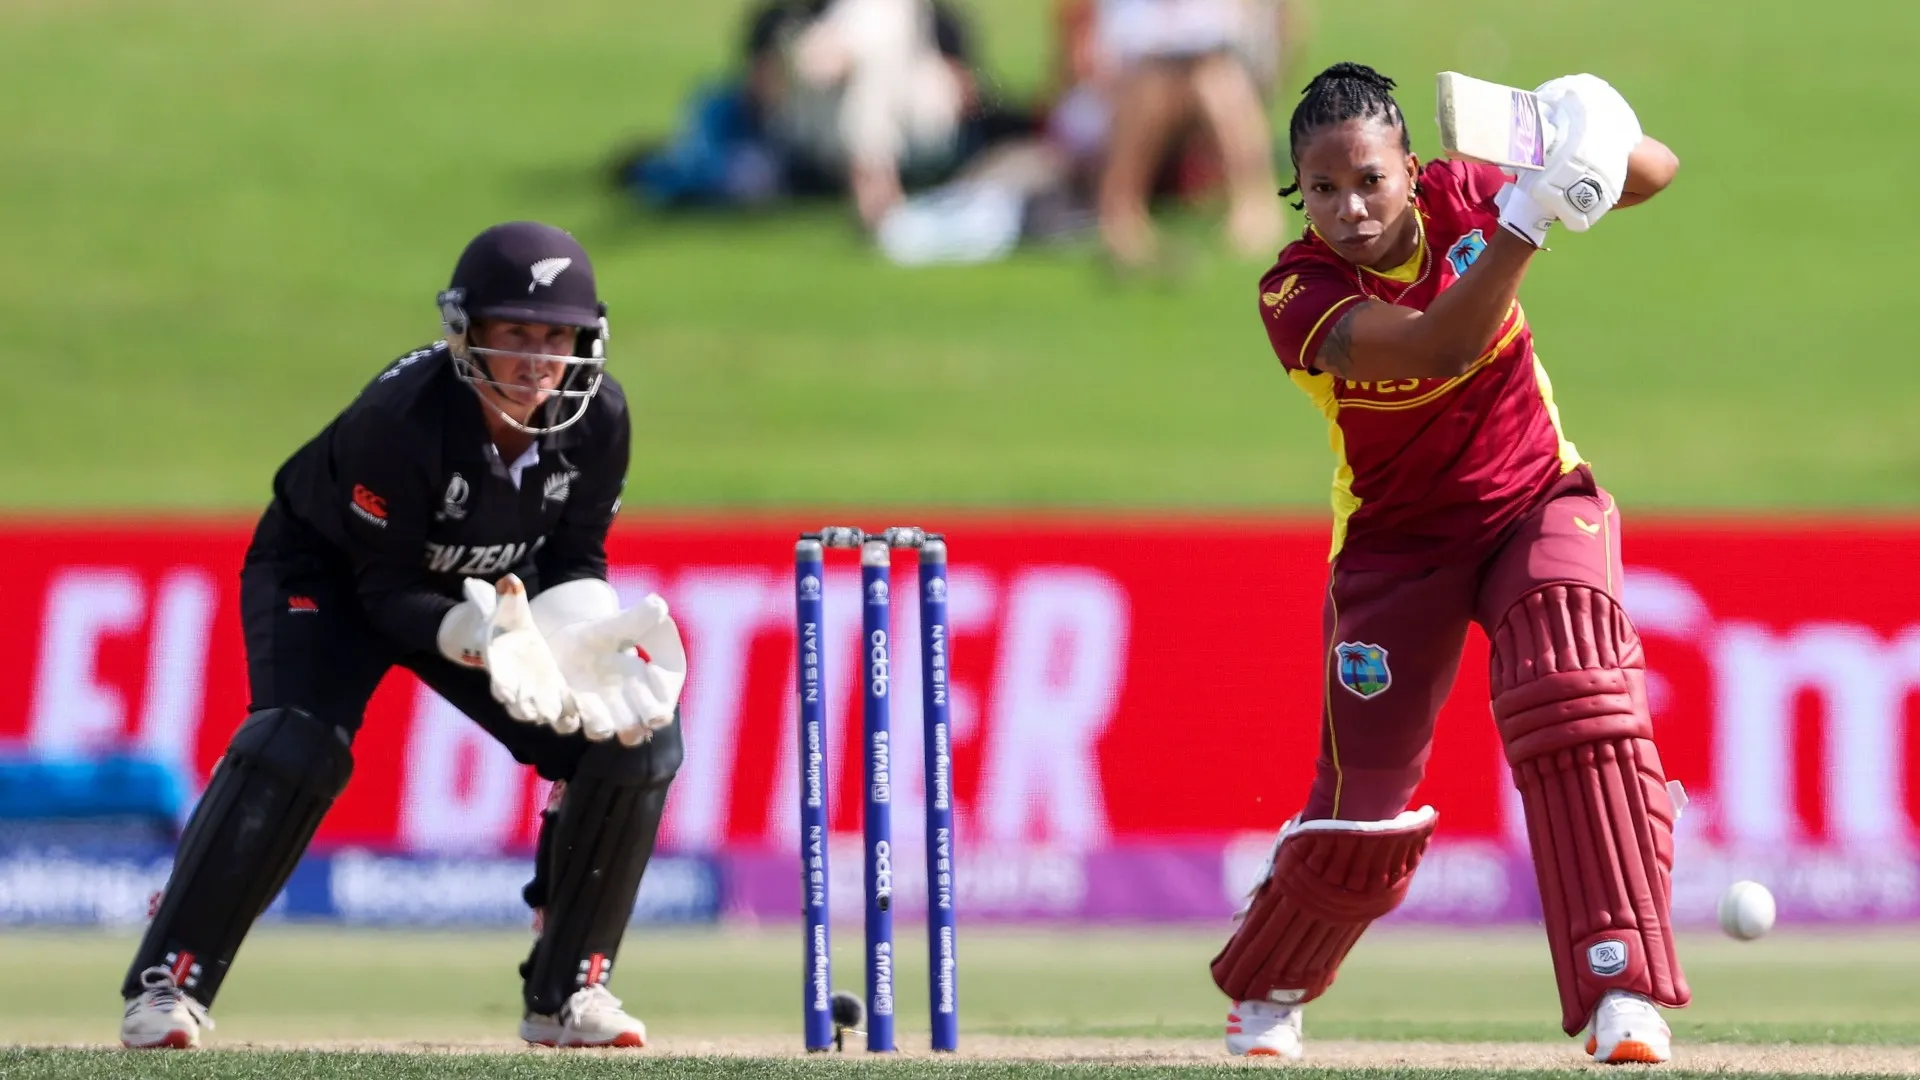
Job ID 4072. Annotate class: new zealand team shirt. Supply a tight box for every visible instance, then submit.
[256,345,630,654]
[1258,159,1584,569]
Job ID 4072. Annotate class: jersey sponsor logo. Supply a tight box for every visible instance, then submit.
[424,541,530,576]
[287,595,319,614]
[350,485,389,527]
[542,470,573,507]
[1573,516,1602,536]
[1334,641,1392,700]
[1587,938,1628,977]
[1446,229,1487,276]
[1261,274,1304,314]
[529,257,572,293]
[438,473,470,522]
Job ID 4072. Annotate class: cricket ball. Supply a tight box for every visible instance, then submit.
[1717,879,1776,941]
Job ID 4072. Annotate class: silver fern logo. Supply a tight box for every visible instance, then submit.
[438,472,469,522]
[528,257,572,292]
[542,470,573,506]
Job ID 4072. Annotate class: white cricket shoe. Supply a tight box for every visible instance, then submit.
[120,965,214,1049]
[1585,990,1671,1064]
[1226,999,1304,1059]
[521,984,648,1048]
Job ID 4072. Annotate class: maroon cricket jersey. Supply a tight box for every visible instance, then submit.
[1258,159,1584,569]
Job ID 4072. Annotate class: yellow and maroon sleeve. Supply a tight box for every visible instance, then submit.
[1257,262,1368,374]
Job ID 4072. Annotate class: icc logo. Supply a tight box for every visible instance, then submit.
[868,579,889,604]
[799,575,821,601]
[925,577,947,604]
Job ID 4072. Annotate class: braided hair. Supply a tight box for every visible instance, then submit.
[1277,63,1412,210]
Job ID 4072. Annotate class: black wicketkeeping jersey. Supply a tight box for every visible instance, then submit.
[255,343,630,655]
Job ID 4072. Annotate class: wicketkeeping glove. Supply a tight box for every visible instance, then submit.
[437,574,576,727]
[532,579,689,746]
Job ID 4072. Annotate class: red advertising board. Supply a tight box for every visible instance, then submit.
[5,515,1919,856]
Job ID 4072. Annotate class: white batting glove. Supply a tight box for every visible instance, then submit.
[1532,75,1641,232]
[532,580,689,746]
[1495,174,1559,248]
[438,574,576,728]
[1496,75,1642,246]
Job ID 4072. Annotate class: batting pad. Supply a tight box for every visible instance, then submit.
[520,725,681,1016]
[1491,584,1690,1035]
[1210,806,1437,1005]
[122,708,353,1004]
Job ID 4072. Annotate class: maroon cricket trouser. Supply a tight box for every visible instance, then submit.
[1302,469,1626,822]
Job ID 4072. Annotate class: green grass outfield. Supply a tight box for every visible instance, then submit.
[5,926,1920,1077]
[4,1,1918,514]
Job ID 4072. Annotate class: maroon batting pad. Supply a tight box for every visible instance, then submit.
[1491,584,1690,1035]
[1210,808,1437,1005]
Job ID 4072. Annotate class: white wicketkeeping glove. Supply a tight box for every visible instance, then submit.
[436,574,576,728]
[532,579,689,746]
[1496,74,1642,245]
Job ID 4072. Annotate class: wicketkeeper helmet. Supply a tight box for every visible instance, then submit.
[436,221,608,435]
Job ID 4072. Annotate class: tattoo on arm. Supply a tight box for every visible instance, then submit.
[1314,304,1367,379]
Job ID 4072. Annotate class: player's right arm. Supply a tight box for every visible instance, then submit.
[1317,231,1533,382]
[1260,232,1535,384]
[329,408,456,653]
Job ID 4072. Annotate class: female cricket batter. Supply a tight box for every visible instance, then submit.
[1210,64,1686,1063]
[119,221,688,1050]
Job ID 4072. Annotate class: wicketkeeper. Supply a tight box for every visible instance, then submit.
[1213,64,1690,1063]
[120,221,688,1050]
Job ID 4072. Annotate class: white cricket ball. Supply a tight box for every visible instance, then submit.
[1717,879,1776,941]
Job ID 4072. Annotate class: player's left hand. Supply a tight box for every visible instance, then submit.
[533,581,688,746]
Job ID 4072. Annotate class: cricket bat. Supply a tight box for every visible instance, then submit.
[1435,72,1549,171]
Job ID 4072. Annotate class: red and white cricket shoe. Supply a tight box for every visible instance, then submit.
[521,984,648,1048]
[1585,990,1671,1064]
[120,966,213,1049]
[1225,999,1304,1059]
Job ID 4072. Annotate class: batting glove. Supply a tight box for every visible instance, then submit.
[1535,75,1641,232]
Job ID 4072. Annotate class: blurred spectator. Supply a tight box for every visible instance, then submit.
[621,0,1019,228]
[776,0,972,226]
[875,0,1304,269]
[1094,0,1289,269]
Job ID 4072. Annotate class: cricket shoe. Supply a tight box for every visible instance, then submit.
[1226,999,1304,1059]
[521,984,648,1048]
[121,965,214,1049]
[1585,990,1671,1064]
